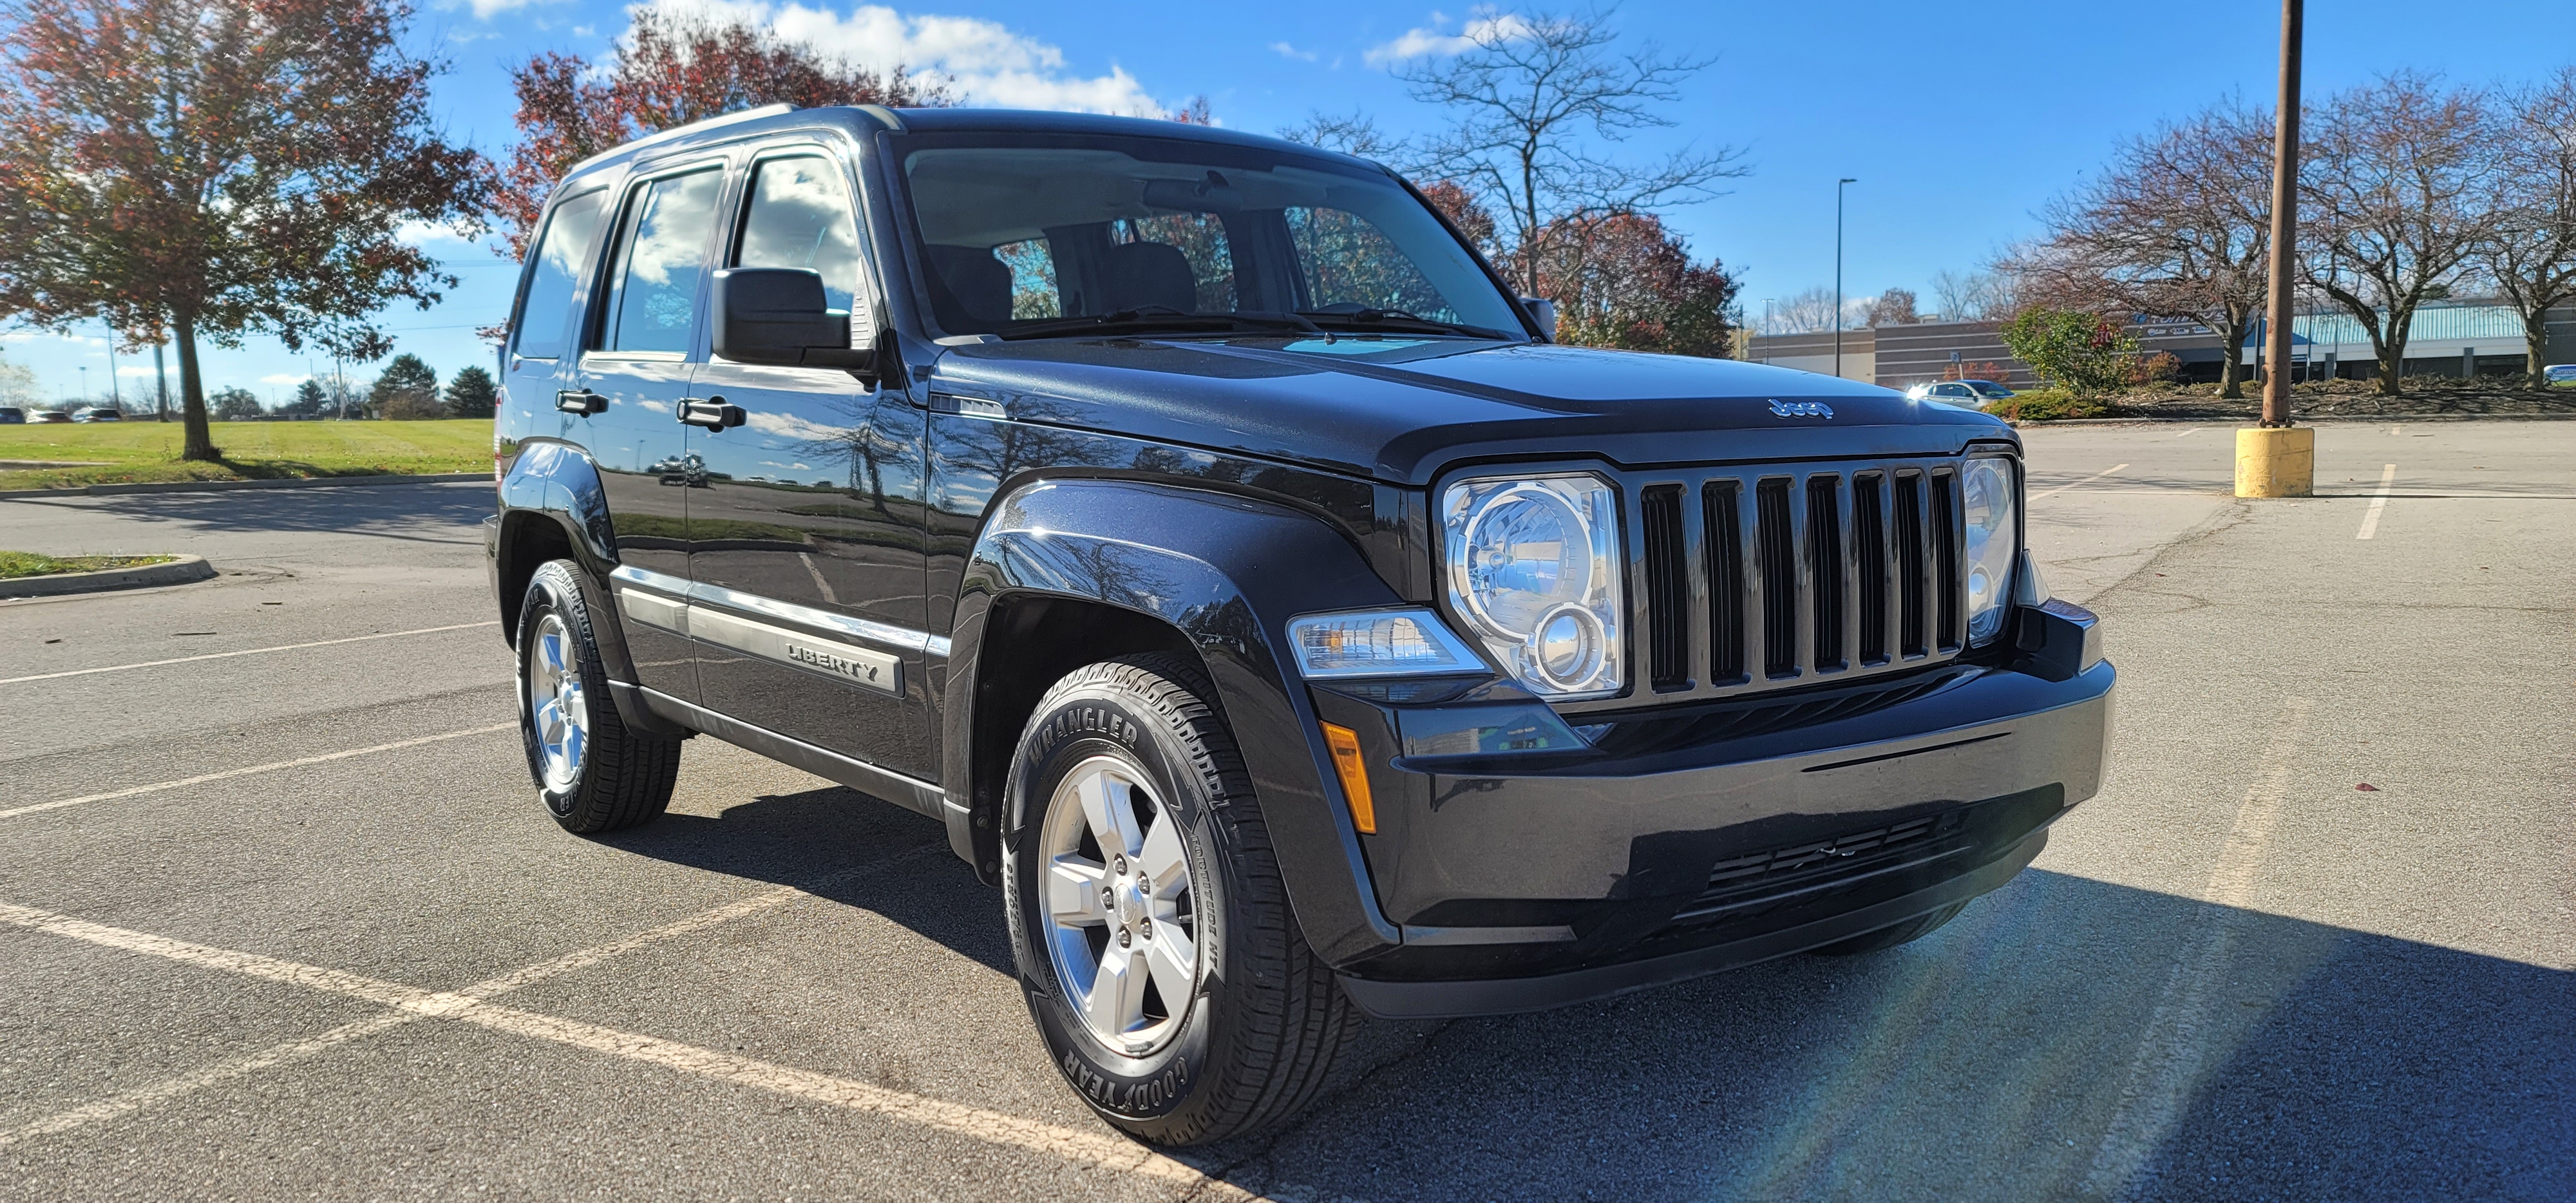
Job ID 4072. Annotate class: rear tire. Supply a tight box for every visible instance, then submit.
[1808,902,1965,956]
[516,559,681,833]
[1002,654,1356,1146]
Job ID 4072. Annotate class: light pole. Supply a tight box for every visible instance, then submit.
[78,365,88,406]
[2238,0,2311,498]
[1835,178,1857,380]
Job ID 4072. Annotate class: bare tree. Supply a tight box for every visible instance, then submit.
[1929,268,2020,322]
[2013,102,2273,397]
[1396,7,1746,295]
[1758,286,1842,335]
[2477,67,2576,383]
[1277,109,1399,159]
[2300,73,2496,395]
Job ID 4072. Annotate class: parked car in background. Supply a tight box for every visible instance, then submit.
[1906,380,2016,408]
[71,407,123,422]
[2545,364,2575,386]
[28,410,71,424]
[0,406,24,424]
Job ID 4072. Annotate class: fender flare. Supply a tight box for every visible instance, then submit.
[945,477,1405,965]
[494,440,681,737]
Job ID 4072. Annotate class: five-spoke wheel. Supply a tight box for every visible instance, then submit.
[1039,756,1200,1055]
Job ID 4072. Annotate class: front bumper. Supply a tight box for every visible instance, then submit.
[1310,628,2114,1019]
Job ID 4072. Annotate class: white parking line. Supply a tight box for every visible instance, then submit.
[2174,428,2204,438]
[0,724,516,820]
[0,621,502,686]
[0,848,943,1150]
[2030,462,2130,502]
[2356,463,2397,540]
[0,897,1242,1195]
[2085,697,2315,1197]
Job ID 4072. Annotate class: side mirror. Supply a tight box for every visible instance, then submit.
[1519,296,1558,341]
[712,268,876,371]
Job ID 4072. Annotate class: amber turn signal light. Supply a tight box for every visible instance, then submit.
[1320,722,1376,834]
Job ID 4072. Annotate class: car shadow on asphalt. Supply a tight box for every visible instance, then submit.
[75,482,495,547]
[594,782,1014,976]
[581,795,2572,1202]
[1194,867,2573,1203]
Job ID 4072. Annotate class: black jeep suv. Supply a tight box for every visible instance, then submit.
[486,104,2114,1145]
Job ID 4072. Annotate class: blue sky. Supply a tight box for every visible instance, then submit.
[8,0,2573,408]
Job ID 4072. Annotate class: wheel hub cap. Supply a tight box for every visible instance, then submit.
[1037,756,1200,1056]
[527,614,588,791]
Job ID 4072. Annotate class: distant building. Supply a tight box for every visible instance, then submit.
[1746,301,2576,390]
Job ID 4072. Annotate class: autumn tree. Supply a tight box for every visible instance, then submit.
[495,8,951,252]
[209,386,263,421]
[2013,102,2273,397]
[1394,8,1745,296]
[2299,73,2496,395]
[1864,287,1920,327]
[0,0,485,461]
[443,365,498,419]
[1519,211,1738,355]
[2476,67,2576,384]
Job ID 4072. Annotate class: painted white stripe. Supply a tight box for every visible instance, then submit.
[0,898,1244,1195]
[2174,428,2205,438]
[2084,697,2315,1198]
[2356,463,2397,540]
[0,621,501,686]
[0,846,945,1150]
[2031,462,2130,502]
[0,724,516,820]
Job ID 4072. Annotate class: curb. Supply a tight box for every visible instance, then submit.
[0,554,219,600]
[2021,412,2576,426]
[0,472,487,502]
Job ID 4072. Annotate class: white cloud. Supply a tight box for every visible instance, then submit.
[1,331,105,346]
[1269,41,1317,62]
[118,365,162,378]
[261,373,312,386]
[396,220,477,247]
[450,0,564,20]
[636,1,1171,115]
[1365,11,1535,66]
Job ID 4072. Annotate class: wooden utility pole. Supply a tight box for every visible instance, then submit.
[2260,0,2303,427]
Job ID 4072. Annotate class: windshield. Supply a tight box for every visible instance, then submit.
[893,135,1527,341]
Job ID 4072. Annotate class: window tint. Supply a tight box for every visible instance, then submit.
[1287,206,1452,321]
[1111,214,1235,312]
[600,169,723,354]
[735,157,867,330]
[513,190,607,359]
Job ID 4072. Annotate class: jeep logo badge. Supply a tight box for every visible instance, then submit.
[1768,399,1833,419]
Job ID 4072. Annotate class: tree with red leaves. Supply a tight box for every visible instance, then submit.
[494,9,951,254]
[0,0,485,461]
[1517,211,1739,357]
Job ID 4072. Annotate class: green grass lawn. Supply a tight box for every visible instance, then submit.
[0,419,492,489]
[0,551,176,578]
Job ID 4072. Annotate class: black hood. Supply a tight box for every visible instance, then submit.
[925,336,2014,486]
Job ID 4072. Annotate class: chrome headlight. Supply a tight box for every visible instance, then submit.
[1441,473,1624,699]
[1961,455,2020,646]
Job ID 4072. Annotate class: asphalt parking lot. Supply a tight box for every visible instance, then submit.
[3,421,2570,1202]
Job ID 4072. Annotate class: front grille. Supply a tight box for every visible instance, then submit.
[1626,458,1967,706]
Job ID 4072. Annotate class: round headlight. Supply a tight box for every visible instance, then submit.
[1459,485,1592,638]
[1960,456,2018,645]
[1530,603,1606,688]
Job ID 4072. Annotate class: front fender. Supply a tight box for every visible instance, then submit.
[948,478,1405,965]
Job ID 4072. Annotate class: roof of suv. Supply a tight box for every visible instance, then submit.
[565,104,1379,182]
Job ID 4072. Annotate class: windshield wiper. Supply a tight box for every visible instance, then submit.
[1294,308,1508,339]
[996,306,1338,343]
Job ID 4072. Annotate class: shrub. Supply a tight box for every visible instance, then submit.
[1998,308,2139,398]
[1987,387,2108,422]
[2133,350,2183,384]
[1944,361,2011,383]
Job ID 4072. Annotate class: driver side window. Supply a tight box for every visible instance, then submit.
[735,156,869,336]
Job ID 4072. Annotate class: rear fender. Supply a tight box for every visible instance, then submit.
[948,478,1405,965]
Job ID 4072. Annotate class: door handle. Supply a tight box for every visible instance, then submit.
[554,389,606,415]
[677,397,745,430]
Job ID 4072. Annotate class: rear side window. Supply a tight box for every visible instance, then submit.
[598,169,724,355]
[511,190,607,360]
[734,156,867,330]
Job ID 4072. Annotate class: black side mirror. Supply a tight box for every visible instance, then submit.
[1519,296,1558,341]
[712,268,875,371]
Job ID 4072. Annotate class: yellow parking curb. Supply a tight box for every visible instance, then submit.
[2235,426,2314,497]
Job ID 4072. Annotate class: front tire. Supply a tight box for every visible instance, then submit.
[1003,655,1356,1146]
[516,559,681,833]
